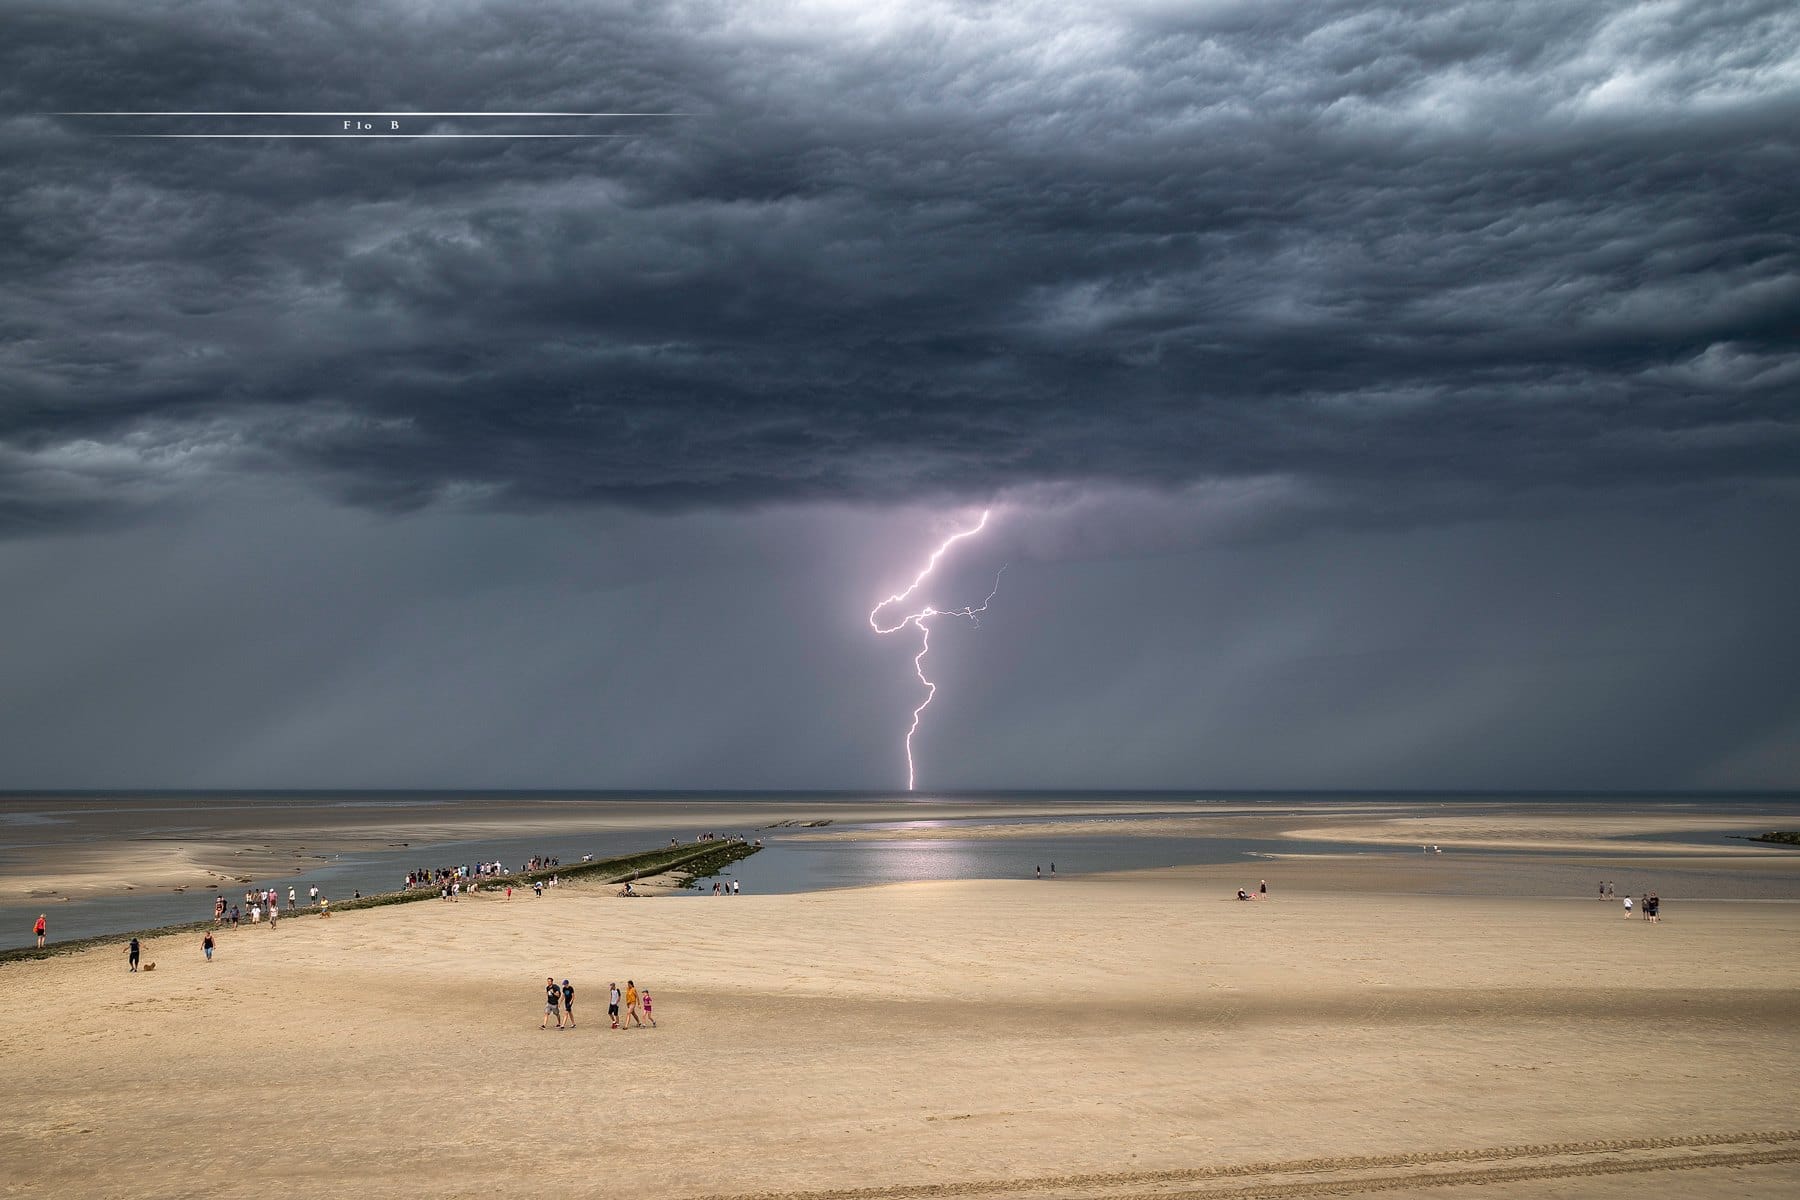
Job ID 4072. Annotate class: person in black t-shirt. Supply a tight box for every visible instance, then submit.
[126,937,140,972]
[542,977,564,1029]
[561,979,575,1027]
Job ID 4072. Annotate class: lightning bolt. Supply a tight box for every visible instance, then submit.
[869,510,1004,790]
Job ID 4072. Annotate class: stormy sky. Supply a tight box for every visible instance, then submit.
[1,0,1795,790]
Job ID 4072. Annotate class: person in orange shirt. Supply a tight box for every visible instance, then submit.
[624,980,645,1028]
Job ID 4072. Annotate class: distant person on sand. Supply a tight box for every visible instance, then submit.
[309,885,318,906]
[542,977,564,1030]
[1623,896,1633,918]
[1035,864,1041,879]
[561,979,575,1027]
[609,983,621,1029]
[202,932,214,961]
[127,937,140,972]
[35,914,46,947]
[1598,881,1606,901]
[288,887,297,911]
[1259,880,1267,896]
[625,980,645,1027]
[641,989,655,1027]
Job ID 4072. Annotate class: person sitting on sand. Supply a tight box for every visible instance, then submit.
[1236,888,1251,901]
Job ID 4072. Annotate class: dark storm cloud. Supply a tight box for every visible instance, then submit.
[2,0,1797,532]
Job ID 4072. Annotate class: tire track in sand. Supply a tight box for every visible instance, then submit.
[693,1129,1800,1200]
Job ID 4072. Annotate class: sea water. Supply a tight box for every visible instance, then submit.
[3,791,1795,948]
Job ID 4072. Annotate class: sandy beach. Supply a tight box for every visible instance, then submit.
[3,844,1798,1200]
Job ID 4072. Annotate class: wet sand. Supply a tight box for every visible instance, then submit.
[9,793,1795,904]
[0,793,1216,902]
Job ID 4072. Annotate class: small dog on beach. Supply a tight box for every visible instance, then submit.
[142,962,156,972]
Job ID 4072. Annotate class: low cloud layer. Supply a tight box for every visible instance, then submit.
[3,0,1796,533]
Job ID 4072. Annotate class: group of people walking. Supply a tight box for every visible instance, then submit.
[212,884,324,928]
[1600,881,1663,922]
[542,978,654,1030]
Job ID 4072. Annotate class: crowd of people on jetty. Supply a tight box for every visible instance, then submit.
[26,829,757,963]
[210,884,335,928]
[404,856,567,892]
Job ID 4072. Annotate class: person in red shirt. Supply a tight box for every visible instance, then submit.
[34,914,47,947]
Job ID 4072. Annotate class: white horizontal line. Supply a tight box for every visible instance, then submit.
[109,133,632,139]
[57,111,687,117]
